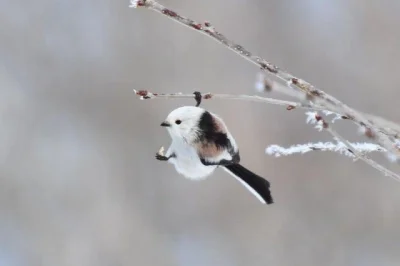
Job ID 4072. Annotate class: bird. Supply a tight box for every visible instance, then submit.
[156,105,273,204]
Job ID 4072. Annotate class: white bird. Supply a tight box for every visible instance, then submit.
[156,106,273,204]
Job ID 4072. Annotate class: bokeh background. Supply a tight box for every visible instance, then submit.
[1,0,400,265]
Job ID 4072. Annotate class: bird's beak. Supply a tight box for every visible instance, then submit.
[160,121,171,127]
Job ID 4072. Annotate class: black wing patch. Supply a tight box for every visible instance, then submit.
[197,111,230,149]
[196,111,239,166]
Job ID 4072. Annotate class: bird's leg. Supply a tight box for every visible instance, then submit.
[155,153,176,161]
[155,146,176,161]
[193,91,202,107]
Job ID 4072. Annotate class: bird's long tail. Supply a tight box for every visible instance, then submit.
[223,164,273,204]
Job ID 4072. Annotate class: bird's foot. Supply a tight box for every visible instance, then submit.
[155,154,170,161]
[155,146,168,161]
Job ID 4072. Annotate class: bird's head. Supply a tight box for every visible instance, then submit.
[161,106,205,142]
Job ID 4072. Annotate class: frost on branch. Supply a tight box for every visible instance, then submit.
[129,0,145,8]
[306,112,328,131]
[134,89,156,99]
[357,124,376,139]
[386,139,400,162]
[266,142,385,158]
[268,111,385,159]
[322,110,344,123]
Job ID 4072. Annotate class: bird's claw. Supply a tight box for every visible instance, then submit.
[193,91,202,107]
[155,154,169,161]
[155,146,169,161]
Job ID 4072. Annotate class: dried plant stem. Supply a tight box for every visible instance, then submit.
[131,0,399,156]
[133,90,327,111]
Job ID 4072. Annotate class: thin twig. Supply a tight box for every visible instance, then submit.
[364,113,400,137]
[266,142,386,158]
[327,126,400,181]
[130,0,399,157]
[133,89,327,111]
[305,112,400,181]
[257,74,400,143]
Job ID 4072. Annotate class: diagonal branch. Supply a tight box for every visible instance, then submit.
[130,0,400,158]
[302,112,400,181]
[256,73,400,142]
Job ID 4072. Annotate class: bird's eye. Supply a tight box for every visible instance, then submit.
[175,119,182,125]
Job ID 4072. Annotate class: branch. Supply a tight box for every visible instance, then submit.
[303,112,400,181]
[266,142,386,158]
[256,73,400,144]
[133,89,326,111]
[130,0,400,158]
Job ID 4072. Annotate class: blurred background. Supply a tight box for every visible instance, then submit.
[1,0,400,265]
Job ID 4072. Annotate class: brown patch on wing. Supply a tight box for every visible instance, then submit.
[211,115,227,134]
[196,142,224,158]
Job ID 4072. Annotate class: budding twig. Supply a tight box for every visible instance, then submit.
[134,89,326,111]
[256,73,400,142]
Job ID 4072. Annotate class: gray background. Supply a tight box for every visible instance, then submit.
[1,0,400,265]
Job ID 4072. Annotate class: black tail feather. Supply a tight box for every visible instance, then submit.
[224,164,273,204]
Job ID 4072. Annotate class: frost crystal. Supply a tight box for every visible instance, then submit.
[266,142,386,158]
[129,0,140,8]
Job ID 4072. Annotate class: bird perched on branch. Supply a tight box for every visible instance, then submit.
[156,105,273,204]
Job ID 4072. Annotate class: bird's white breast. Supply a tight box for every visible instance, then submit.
[167,139,217,180]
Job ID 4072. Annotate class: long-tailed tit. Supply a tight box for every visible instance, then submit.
[156,106,273,204]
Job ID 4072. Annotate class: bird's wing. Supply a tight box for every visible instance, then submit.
[195,110,240,166]
[196,135,240,166]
